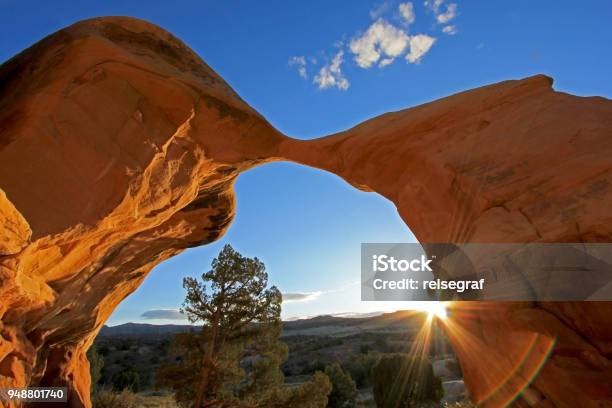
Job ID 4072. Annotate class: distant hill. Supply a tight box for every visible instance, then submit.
[99,322,198,337]
[282,310,426,336]
[100,310,428,338]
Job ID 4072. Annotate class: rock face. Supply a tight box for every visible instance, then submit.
[0,17,611,408]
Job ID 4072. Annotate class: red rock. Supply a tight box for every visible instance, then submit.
[0,190,30,256]
[0,17,611,408]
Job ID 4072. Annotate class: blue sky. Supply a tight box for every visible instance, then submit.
[2,1,611,324]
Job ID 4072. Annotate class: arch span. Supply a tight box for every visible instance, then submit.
[1,17,612,407]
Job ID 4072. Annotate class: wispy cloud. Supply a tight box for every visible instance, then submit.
[424,0,444,14]
[370,1,392,19]
[141,309,184,320]
[289,55,308,79]
[314,50,350,90]
[398,2,416,26]
[425,0,458,25]
[282,291,323,303]
[436,3,458,23]
[442,25,457,35]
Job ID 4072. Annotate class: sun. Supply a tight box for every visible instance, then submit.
[426,302,448,319]
[404,301,448,320]
[417,301,448,320]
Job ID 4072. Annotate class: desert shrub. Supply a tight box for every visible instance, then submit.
[97,344,110,356]
[300,359,326,375]
[343,352,380,388]
[157,338,170,353]
[92,389,138,408]
[261,371,332,408]
[87,345,104,393]
[373,336,389,352]
[372,353,443,408]
[359,344,373,354]
[112,369,140,392]
[324,363,357,408]
[319,338,344,350]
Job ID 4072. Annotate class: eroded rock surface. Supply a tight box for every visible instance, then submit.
[0,17,611,407]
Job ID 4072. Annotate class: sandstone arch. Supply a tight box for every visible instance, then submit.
[1,17,611,407]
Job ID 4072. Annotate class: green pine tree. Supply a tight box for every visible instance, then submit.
[324,363,358,408]
[156,244,331,408]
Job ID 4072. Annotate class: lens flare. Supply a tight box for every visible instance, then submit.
[427,302,448,319]
[406,301,448,320]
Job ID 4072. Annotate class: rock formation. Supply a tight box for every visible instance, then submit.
[0,17,611,408]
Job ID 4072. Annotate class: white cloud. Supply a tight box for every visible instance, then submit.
[442,25,457,35]
[282,291,323,303]
[424,0,444,14]
[398,2,416,25]
[437,3,458,23]
[406,34,436,63]
[141,309,184,320]
[289,55,308,79]
[314,50,350,90]
[289,56,306,65]
[425,0,458,25]
[379,57,394,67]
[290,2,450,89]
[370,2,391,19]
[349,19,410,68]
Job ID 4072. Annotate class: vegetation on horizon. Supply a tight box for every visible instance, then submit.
[90,245,462,407]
